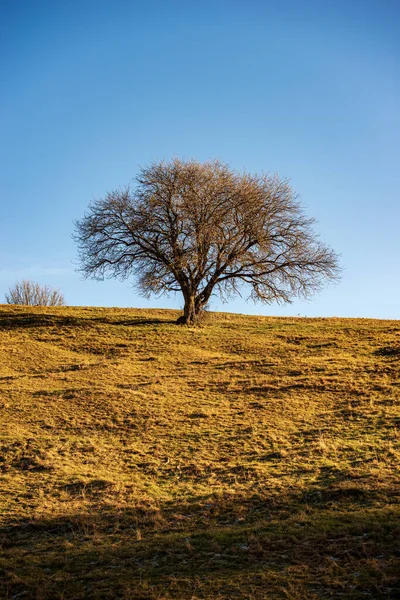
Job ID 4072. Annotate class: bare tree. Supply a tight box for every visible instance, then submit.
[74,159,340,325]
[5,280,65,306]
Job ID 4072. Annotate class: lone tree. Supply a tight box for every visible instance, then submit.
[74,159,340,325]
[5,280,65,306]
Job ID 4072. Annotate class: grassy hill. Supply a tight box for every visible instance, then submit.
[0,304,399,599]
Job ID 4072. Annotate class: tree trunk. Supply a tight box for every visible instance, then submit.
[177,294,200,325]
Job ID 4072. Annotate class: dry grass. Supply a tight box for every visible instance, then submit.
[0,304,399,599]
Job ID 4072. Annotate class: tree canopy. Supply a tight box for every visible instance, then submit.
[74,159,340,324]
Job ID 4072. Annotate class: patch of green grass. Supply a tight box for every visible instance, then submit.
[0,304,399,598]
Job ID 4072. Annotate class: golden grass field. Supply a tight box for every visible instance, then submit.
[0,304,399,599]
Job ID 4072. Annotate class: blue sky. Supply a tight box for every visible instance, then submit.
[1,0,399,318]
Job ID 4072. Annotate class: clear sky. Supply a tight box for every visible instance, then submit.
[1,0,399,318]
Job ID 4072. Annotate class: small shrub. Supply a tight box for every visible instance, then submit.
[5,280,65,306]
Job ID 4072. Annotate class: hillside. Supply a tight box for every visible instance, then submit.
[0,304,399,599]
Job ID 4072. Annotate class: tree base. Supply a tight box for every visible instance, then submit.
[176,314,201,326]
[176,315,187,325]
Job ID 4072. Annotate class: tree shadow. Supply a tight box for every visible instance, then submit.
[1,483,399,599]
[0,310,173,331]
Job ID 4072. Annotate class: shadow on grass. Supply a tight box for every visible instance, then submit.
[375,346,400,360]
[0,310,173,331]
[1,487,399,599]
